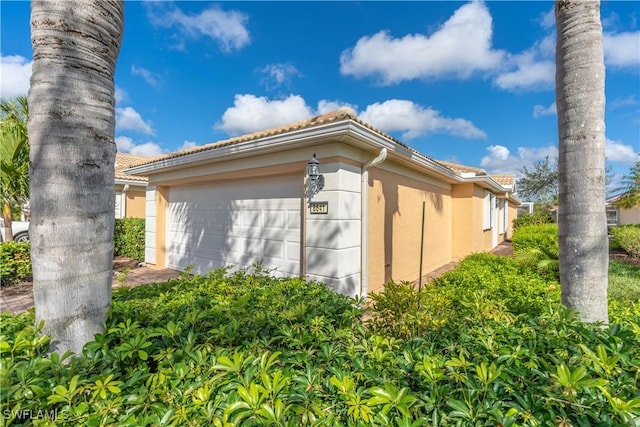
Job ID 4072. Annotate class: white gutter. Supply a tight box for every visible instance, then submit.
[361,148,387,297]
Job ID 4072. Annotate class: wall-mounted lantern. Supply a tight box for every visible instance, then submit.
[306,154,324,202]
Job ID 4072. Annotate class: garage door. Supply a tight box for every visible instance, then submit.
[166,174,302,277]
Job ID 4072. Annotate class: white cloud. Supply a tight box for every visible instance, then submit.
[147,3,250,53]
[533,101,557,117]
[610,95,638,110]
[340,2,504,84]
[480,144,558,174]
[1,54,32,98]
[359,99,486,140]
[116,136,166,157]
[216,94,484,140]
[115,86,128,105]
[179,140,198,151]
[116,107,155,136]
[606,138,639,164]
[539,8,555,30]
[494,34,555,92]
[260,63,301,90]
[215,94,314,135]
[316,99,358,115]
[131,66,162,87]
[604,31,640,68]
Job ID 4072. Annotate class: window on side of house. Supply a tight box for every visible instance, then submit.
[606,208,618,226]
[483,191,491,230]
[501,199,508,233]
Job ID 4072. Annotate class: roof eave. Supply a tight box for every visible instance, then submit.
[125,120,353,176]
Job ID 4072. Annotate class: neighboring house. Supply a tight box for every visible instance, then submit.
[126,109,520,297]
[606,198,640,225]
[115,153,148,219]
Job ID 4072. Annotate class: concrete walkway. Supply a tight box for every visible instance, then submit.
[1,267,180,315]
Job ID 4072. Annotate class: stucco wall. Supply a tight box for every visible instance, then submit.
[451,183,487,260]
[125,189,146,218]
[619,205,640,225]
[507,201,518,238]
[367,166,452,294]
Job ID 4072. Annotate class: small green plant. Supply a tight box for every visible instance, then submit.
[512,209,555,230]
[610,225,640,260]
[0,241,31,285]
[115,268,131,286]
[512,224,560,279]
[113,218,145,261]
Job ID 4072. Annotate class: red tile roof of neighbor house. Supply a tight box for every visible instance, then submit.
[125,108,516,185]
[115,153,150,182]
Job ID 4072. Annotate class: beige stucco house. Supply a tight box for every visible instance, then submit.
[115,153,148,219]
[126,109,520,296]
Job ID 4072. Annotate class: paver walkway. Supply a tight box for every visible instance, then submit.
[1,241,514,316]
[1,267,180,315]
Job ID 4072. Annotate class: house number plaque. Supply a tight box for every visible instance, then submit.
[309,201,329,214]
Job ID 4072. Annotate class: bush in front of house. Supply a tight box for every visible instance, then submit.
[511,224,559,279]
[512,209,555,230]
[113,218,145,261]
[610,224,640,260]
[0,241,31,285]
[2,262,639,426]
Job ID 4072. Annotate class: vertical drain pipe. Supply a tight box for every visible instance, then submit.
[361,148,387,297]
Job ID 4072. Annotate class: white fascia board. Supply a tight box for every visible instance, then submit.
[463,176,514,195]
[345,122,463,183]
[115,178,148,187]
[125,121,352,176]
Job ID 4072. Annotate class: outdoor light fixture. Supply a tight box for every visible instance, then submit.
[306,154,324,202]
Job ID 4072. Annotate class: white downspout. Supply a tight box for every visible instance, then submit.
[361,148,387,297]
[121,184,129,218]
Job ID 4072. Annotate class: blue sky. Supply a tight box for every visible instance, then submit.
[2,1,639,183]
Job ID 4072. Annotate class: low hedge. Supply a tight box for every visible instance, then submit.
[1,261,639,425]
[113,218,145,261]
[0,241,31,285]
[610,224,640,259]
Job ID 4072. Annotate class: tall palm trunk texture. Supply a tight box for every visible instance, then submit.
[28,0,124,353]
[555,0,608,323]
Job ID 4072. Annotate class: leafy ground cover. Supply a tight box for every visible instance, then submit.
[2,257,639,426]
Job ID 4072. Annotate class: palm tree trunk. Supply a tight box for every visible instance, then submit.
[555,0,608,323]
[28,0,124,353]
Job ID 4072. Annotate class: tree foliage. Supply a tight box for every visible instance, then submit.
[614,161,640,209]
[0,96,30,230]
[517,156,558,203]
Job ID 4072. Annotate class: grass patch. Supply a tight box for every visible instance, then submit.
[609,260,640,302]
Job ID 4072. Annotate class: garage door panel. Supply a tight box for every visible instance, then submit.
[166,175,302,277]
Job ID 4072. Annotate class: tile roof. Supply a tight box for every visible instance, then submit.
[491,174,516,187]
[128,108,405,168]
[435,160,486,175]
[125,108,517,191]
[115,153,149,182]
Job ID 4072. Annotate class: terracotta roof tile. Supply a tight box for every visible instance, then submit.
[435,160,485,175]
[125,109,516,191]
[115,153,149,182]
[491,174,516,187]
[128,107,408,168]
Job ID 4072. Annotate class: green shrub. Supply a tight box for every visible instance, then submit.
[113,218,145,261]
[512,209,555,230]
[2,266,639,426]
[0,241,31,285]
[512,224,559,279]
[610,225,640,259]
[5,263,640,425]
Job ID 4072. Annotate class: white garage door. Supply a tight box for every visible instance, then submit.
[166,174,302,277]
